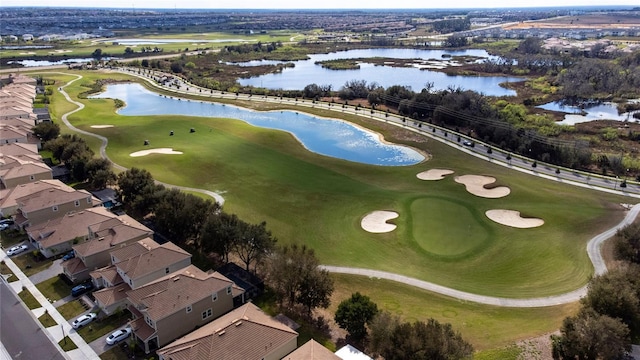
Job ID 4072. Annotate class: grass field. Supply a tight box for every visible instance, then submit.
[34,70,633,349]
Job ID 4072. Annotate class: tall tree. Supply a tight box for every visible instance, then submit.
[265,244,333,316]
[233,221,276,272]
[368,311,400,357]
[552,308,631,360]
[32,122,60,143]
[384,319,473,360]
[334,292,379,343]
[200,212,242,262]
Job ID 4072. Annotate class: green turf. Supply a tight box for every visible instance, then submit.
[41,71,630,300]
[330,274,578,350]
[56,300,87,320]
[18,290,41,310]
[58,337,78,351]
[38,311,57,327]
[36,276,73,303]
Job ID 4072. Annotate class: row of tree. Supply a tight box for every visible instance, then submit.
[551,223,640,359]
[334,292,474,359]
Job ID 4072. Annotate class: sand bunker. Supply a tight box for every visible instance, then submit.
[486,209,544,229]
[416,169,454,181]
[454,175,511,198]
[90,125,114,128]
[130,148,183,157]
[361,211,399,233]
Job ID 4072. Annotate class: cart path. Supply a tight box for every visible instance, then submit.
[56,72,640,307]
[56,73,225,205]
[321,202,640,307]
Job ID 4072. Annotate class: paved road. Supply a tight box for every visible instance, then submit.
[54,70,640,308]
[0,281,67,360]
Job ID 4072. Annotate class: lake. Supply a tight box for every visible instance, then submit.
[236,48,521,96]
[90,83,425,166]
[538,100,640,125]
[9,57,121,67]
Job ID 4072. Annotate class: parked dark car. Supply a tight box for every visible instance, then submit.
[62,251,75,261]
[71,282,94,297]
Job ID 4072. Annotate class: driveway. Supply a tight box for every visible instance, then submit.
[29,258,63,285]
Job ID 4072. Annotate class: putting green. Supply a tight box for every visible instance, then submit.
[41,71,629,300]
[411,197,490,258]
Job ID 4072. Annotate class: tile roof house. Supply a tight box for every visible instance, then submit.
[127,265,245,353]
[26,207,142,259]
[283,339,341,360]
[0,154,51,189]
[63,217,154,283]
[0,179,63,217]
[10,181,100,228]
[92,239,192,315]
[156,302,298,360]
[0,142,39,157]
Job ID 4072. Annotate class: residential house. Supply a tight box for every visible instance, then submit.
[127,265,244,353]
[156,302,298,360]
[91,239,191,315]
[11,182,100,228]
[283,339,341,360]
[0,179,71,218]
[62,216,154,283]
[27,207,117,258]
[0,155,52,189]
[0,142,38,157]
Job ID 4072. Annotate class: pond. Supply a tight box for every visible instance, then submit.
[236,48,521,96]
[9,57,121,67]
[538,100,640,125]
[90,83,425,166]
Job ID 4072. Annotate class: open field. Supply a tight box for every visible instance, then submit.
[506,14,640,30]
[33,70,634,349]
[43,70,630,299]
[1,31,299,61]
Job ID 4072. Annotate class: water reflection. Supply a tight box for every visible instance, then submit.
[90,83,425,166]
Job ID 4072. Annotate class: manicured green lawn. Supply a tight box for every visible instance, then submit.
[18,289,41,310]
[11,253,55,277]
[56,299,87,320]
[77,311,130,343]
[58,337,78,351]
[36,276,73,303]
[38,311,57,327]
[0,260,17,282]
[330,274,578,350]
[43,70,628,299]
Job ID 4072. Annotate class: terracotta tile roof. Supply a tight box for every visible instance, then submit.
[16,187,95,213]
[115,243,190,281]
[0,161,51,181]
[0,180,65,213]
[130,316,157,341]
[109,238,161,263]
[90,265,123,286]
[0,118,36,129]
[0,142,38,156]
[74,220,153,258]
[126,265,237,322]
[283,339,341,360]
[27,207,118,249]
[156,303,298,360]
[61,257,87,277]
[93,282,131,308]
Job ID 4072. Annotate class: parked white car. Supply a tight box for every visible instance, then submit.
[6,244,28,256]
[72,313,96,329]
[106,327,131,345]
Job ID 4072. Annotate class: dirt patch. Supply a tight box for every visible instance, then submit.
[486,209,544,229]
[361,210,399,233]
[516,332,557,360]
[129,148,183,157]
[416,169,454,180]
[454,175,510,198]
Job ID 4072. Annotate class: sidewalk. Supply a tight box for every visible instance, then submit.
[1,252,99,360]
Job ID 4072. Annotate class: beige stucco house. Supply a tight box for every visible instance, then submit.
[127,265,244,353]
[156,302,298,360]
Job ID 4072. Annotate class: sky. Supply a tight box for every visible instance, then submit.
[2,0,638,9]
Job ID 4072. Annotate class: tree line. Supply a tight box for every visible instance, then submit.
[551,223,640,359]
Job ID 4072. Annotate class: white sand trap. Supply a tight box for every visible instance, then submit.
[454,175,510,199]
[486,209,544,229]
[361,211,399,233]
[130,148,183,157]
[90,125,114,128]
[416,169,454,181]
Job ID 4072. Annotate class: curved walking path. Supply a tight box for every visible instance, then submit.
[56,73,225,205]
[322,202,640,307]
[55,71,639,307]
